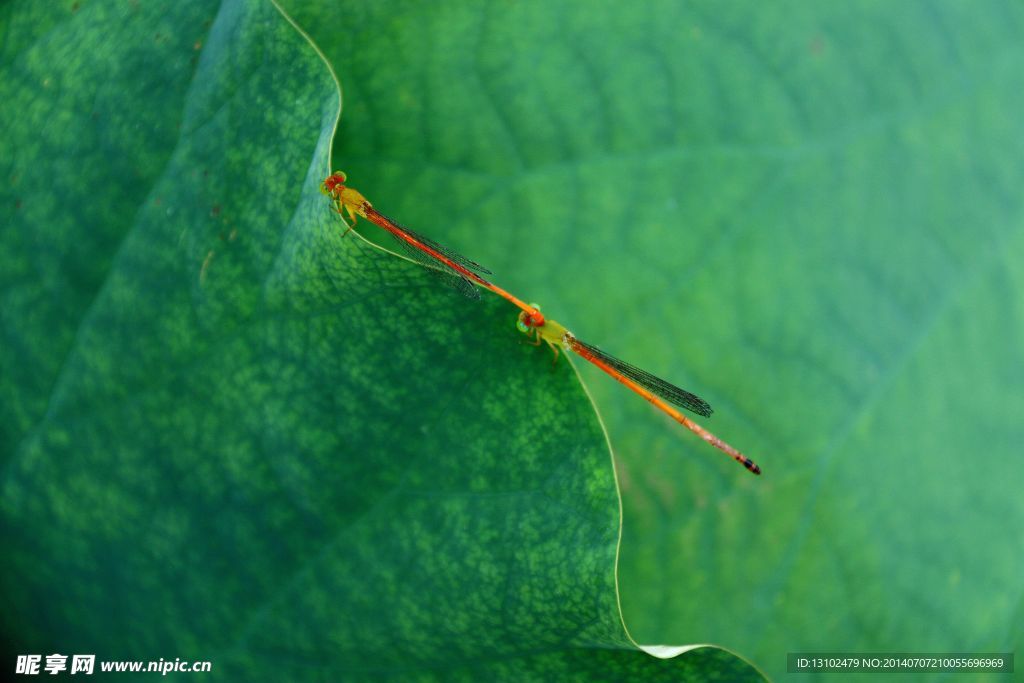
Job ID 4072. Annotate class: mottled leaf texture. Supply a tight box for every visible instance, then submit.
[283,1,1024,681]
[0,1,762,682]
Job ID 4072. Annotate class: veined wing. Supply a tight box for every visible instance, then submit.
[382,228,480,299]
[365,207,492,277]
[569,338,714,417]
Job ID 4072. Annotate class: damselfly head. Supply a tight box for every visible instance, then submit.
[516,313,531,334]
[516,304,545,332]
[321,171,347,196]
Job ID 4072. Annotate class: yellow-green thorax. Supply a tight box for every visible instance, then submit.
[536,318,571,347]
[517,307,572,348]
[321,171,371,225]
[336,186,370,217]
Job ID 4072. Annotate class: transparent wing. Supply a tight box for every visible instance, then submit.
[362,207,489,299]
[385,230,481,299]
[569,338,713,417]
[367,207,492,276]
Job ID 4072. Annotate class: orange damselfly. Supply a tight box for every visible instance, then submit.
[516,304,761,475]
[322,171,536,315]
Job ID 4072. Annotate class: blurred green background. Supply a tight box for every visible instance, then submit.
[3,0,1023,680]
[291,0,1024,678]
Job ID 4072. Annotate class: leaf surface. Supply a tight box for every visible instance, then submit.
[0,0,763,680]
[284,1,1024,679]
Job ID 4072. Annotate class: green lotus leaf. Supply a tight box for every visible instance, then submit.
[286,1,1024,680]
[0,0,764,680]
